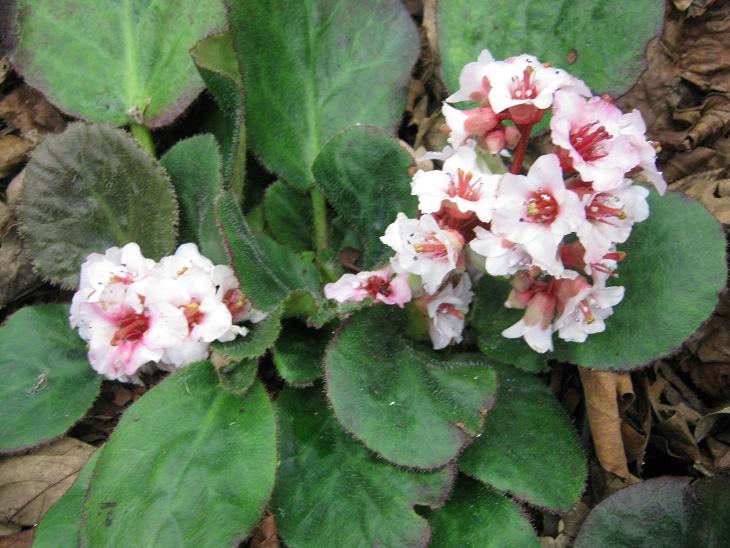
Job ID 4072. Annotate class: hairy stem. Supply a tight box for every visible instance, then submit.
[311,187,328,254]
[131,124,155,156]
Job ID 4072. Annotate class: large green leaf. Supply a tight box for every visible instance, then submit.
[474,192,728,371]
[575,476,730,547]
[226,0,419,190]
[459,364,586,511]
[10,0,226,126]
[33,451,100,548]
[190,32,246,201]
[438,0,665,97]
[81,362,276,547]
[216,191,323,312]
[312,126,418,269]
[326,306,497,469]
[264,181,313,253]
[211,307,283,361]
[428,476,540,548]
[160,134,227,264]
[273,386,454,548]
[272,321,330,386]
[0,305,102,454]
[19,123,178,288]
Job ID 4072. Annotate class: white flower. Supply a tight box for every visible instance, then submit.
[619,110,667,194]
[411,146,500,222]
[502,290,557,353]
[554,280,625,343]
[426,274,473,350]
[380,213,464,294]
[577,180,649,264]
[212,265,267,325]
[491,154,585,276]
[469,227,531,277]
[324,266,412,307]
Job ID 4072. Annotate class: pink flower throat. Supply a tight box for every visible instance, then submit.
[570,122,612,162]
[111,312,149,346]
[526,189,559,224]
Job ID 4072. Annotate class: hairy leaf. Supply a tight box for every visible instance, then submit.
[326,306,497,469]
[81,362,276,547]
[0,305,101,454]
[10,0,226,126]
[264,181,313,253]
[438,0,665,97]
[428,476,539,548]
[273,386,454,548]
[312,126,417,268]
[216,191,322,312]
[33,451,100,548]
[190,32,246,200]
[20,123,178,288]
[226,0,419,190]
[459,364,586,511]
[273,321,330,386]
[160,134,227,264]
[212,307,283,361]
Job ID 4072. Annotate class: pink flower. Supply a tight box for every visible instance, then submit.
[442,103,500,149]
[469,227,530,277]
[324,266,412,307]
[577,180,649,264]
[619,110,667,194]
[411,146,500,222]
[491,154,585,276]
[380,213,465,294]
[502,289,557,354]
[425,274,473,349]
[448,50,590,126]
[551,92,640,190]
[212,265,267,326]
[553,276,625,342]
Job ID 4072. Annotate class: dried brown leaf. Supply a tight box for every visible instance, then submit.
[0,136,31,179]
[0,84,65,142]
[0,529,33,548]
[250,513,279,548]
[0,437,95,526]
[670,168,730,224]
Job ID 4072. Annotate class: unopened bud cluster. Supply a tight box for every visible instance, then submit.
[325,50,666,353]
[70,243,265,382]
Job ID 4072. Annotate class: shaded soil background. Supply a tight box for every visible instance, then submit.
[1,0,729,546]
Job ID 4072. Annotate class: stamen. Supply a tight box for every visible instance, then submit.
[525,188,559,224]
[111,313,149,346]
[570,122,613,162]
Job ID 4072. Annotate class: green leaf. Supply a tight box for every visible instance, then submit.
[459,364,586,511]
[216,191,323,312]
[10,0,225,126]
[473,192,728,371]
[33,451,100,548]
[190,32,246,201]
[438,0,665,97]
[211,307,283,361]
[0,305,102,454]
[19,123,178,288]
[428,476,539,548]
[312,126,418,269]
[326,306,497,469]
[160,134,227,264]
[273,321,330,386]
[214,358,258,396]
[81,362,277,547]
[264,181,313,253]
[574,476,730,547]
[273,386,454,548]
[226,0,419,190]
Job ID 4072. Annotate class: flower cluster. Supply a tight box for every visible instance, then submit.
[324,49,666,353]
[70,243,264,383]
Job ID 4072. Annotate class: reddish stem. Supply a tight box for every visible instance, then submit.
[509,125,534,175]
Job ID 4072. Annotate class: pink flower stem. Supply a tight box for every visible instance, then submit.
[509,124,534,175]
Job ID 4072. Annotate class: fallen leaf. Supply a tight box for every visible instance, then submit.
[0,529,33,548]
[0,84,65,142]
[0,136,31,179]
[250,512,279,548]
[670,168,730,224]
[0,438,95,526]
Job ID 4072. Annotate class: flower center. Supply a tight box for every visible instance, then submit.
[586,193,626,224]
[577,300,596,324]
[437,303,465,319]
[362,275,391,297]
[223,288,247,317]
[183,300,204,328]
[109,273,135,284]
[110,312,149,346]
[570,122,612,162]
[510,67,538,100]
[525,189,559,224]
[448,169,481,201]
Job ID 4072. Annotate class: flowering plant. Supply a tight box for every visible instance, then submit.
[0,0,727,546]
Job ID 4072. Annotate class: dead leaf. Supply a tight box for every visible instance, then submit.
[0,529,33,548]
[670,168,730,224]
[0,437,95,526]
[0,84,65,142]
[579,369,638,482]
[0,136,31,179]
[250,513,279,548]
